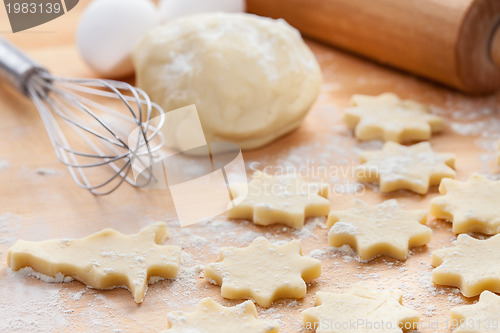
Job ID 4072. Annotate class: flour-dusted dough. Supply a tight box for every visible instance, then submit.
[302,282,420,333]
[204,237,321,307]
[497,139,500,166]
[327,199,431,261]
[344,93,444,143]
[432,234,500,297]
[430,174,500,235]
[450,291,500,333]
[227,171,330,229]
[356,141,456,194]
[7,222,181,303]
[164,298,279,333]
[133,13,322,150]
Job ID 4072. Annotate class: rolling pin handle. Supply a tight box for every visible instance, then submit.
[491,25,500,69]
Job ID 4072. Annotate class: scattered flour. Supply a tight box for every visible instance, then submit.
[0,159,9,171]
[16,267,74,283]
[0,270,70,332]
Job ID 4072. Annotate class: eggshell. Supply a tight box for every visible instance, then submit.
[158,0,245,23]
[76,0,159,78]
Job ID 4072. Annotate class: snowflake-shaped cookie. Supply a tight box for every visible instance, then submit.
[356,141,455,194]
[344,93,444,143]
[204,237,321,307]
[163,297,279,333]
[302,282,420,333]
[7,222,181,303]
[227,171,330,228]
[430,173,500,235]
[432,234,500,297]
[327,199,431,261]
[450,291,500,333]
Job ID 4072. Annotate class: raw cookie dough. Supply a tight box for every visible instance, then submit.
[7,222,181,303]
[163,297,279,333]
[302,282,420,333]
[450,291,500,333]
[133,13,322,150]
[430,173,500,235]
[344,92,444,143]
[204,237,321,307]
[227,171,330,229]
[497,140,500,166]
[432,234,500,297]
[356,141,456,194]
[327,199,431,261]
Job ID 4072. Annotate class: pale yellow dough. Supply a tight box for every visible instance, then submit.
[497,139,500,166]
[344,92,444,143]
[327,199,431,261]
[432,234,500,297]
[430,173,500,235]
[204,237,321,307]
[450,291,500,333]
[356,141,455,194]
[227,171,330,228]
[302,282,420,333]
[163,297,279,333]
[134,13,321,150]
[7,222,181,303]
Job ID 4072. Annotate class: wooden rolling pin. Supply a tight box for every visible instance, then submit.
[247,0,500,95]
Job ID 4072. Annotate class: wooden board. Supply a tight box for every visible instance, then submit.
[1,1,500,332]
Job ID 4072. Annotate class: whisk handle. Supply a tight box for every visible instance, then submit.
[0,37,48,96]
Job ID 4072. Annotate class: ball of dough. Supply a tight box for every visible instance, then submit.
[133,13,322,150]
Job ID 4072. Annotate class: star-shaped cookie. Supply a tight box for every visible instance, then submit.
[302,282,420,333]
[327,199,432,261]
[430,173,500,235]
[356,141,455,194]
[204,237,321,307]
[344,92,444,143]
[227,171,330,228]
[432,234,500,297]
[7,222,182,303]
[450,291,500,333]
[163,297,279,333]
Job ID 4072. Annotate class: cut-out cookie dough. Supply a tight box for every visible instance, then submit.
[430,173,500,235]
[344,92,444,143]
[497,139,500,166]
[327,199,431,261]
[356,141,455,194]
[227,171,330,228]
[302,282,420,332]
[450,291,500,333]
[163,297,279,333]
[432,234,500,297]
[204,237,321,307]
[7,222,181,303]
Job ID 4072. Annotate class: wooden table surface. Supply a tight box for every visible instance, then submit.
[1,1,500,332]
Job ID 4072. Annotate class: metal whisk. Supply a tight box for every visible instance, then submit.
[0,37,165,195]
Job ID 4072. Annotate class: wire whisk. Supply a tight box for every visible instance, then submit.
[0,37,165,195]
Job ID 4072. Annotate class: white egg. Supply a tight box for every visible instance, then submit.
[76,0,159,78]
[158,0,245,23]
